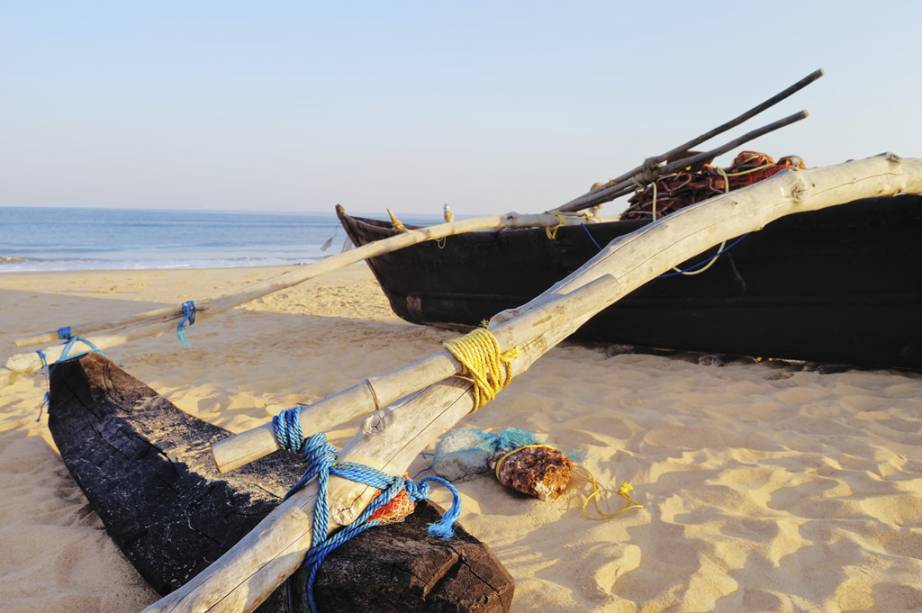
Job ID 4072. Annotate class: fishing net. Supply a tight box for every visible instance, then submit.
[432,427,538,481]
[620,150,806,221]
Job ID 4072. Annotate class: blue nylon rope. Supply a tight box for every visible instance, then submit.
[57,326,72,340]
[272,405,305,453]
[273,409,462,613]
[580,224,604,251]
[176,300,197,347]
[36,349,50,422]
[34,335,105,421]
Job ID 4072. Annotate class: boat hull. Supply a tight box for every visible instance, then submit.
[47,353,514,612]
[339,196,922,369]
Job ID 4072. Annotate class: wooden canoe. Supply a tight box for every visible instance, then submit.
[47,352,514,612]
[338,195,922,369]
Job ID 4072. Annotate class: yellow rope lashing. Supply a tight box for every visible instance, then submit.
[545,211,566,240]
[443,327,518,410]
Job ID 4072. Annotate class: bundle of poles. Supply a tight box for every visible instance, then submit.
[6,69,825,379]
[144,153,922,613]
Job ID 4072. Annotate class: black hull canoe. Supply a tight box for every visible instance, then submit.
[47,353,514,612]
[338,196,922,369]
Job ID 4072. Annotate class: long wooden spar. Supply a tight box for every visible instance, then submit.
[145,154,922,613]
[13,69,822,352]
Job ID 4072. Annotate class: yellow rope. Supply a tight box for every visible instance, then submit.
[545,211,566,240]
[574,465,643,520]
[442,328,518,411]
[493,444,643,520]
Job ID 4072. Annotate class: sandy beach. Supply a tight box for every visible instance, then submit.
[1,264,921,612]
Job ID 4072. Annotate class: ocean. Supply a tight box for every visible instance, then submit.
[0,206,438,273]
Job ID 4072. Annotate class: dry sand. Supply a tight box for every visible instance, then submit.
[1,264,921,612]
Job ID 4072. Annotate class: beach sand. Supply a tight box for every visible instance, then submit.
[1,264,921,612]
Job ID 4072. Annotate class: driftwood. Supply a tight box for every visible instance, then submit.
[13,70,822,353]
[145,154,922,613]
[48,352,513,612]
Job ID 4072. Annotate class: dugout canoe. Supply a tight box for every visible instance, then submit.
[338,195,922,369]
[47,351,514,612]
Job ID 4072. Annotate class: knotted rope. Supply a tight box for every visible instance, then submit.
[176,300,196,347]
[443,327,518,411]
[545,211,566,240]
[271,425,462,613]
[35,335,105,421]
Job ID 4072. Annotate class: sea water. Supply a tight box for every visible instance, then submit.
[0,206,439,272]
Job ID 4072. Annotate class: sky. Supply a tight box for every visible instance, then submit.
[2,2,920,215]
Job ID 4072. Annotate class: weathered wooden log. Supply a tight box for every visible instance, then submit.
[48,352,513,612]
[147,154,922,613]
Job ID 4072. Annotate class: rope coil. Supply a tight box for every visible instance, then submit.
[442,328,518,411]
[271,424,462,613]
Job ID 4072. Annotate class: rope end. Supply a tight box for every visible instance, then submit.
[426,520,455,540]
[418,475,461,540]
[176,300,197,347]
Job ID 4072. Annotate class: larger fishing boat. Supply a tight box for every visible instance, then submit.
[338,193,922,369]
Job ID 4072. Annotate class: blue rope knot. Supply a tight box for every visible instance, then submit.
[57,326,72,340]
[176,300,196,347]
[276,425,462,613]
[35,335,105,422]
[273,405,305,453]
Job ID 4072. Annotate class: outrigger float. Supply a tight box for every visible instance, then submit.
[15,69,922,612]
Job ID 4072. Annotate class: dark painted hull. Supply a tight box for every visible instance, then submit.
[339,196,922,369]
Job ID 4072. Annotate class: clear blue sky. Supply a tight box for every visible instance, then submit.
[2,2,920,214]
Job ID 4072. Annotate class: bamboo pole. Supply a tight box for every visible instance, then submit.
[555,68,824,211]
[14,71,822,351]
[11,211,571,351]
[553,110,809,212]
[4,319,174,379]
[144,154,922,613]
